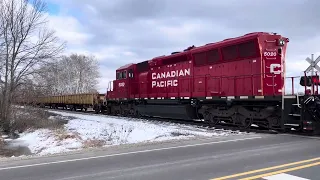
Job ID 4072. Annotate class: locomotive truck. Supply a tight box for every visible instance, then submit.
[34,32,320,134]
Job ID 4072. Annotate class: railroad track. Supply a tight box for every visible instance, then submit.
[21,105,318,137]
[43,107,280,135]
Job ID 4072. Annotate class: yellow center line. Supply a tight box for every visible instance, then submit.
[239,161,320,180]
[211,157,320,180]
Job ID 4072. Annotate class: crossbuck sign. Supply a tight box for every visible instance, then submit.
[305,54,320,93]
[305,54,320,73]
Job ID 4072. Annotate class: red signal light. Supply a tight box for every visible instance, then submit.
[311,75,320,85]
[300,75,320,86]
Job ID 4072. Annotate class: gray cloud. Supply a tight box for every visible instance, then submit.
[66,0,320,51]
[48,0,320,92]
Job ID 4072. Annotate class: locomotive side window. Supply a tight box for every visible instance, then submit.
[194,52,206,66]
[122,71,127,79]
[238,40,257,58]
[222,45,238,61]
[128,69,134,78]
[116,71,127,79]
[207,49,220,63]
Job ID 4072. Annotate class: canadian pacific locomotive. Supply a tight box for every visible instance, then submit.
[34,32,320,134]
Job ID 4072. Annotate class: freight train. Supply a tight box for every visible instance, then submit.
[32,32,320,134]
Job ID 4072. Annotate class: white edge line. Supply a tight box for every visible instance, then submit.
[0,136,261,171]
[262,173,310,180]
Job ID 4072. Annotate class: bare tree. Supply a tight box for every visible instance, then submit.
[69,54,100,94]
[0,0,65,132]
[37,53,100,95]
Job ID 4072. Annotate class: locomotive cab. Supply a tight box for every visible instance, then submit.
[106,63,136,99]
[115,70,128,98]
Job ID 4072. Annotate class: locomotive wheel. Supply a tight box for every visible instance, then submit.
[241,118,253,129]
[203,111,211,122]
[210,115,219,126]
[120,109,125,116]
[134,110,142,118]
[267,116,280,128]
[233,114,246,128]
[105,107,111,115]
[128,108,136,117]
[94,104,101,114]
[204,111,219,126]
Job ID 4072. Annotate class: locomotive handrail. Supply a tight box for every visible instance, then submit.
[109,71,306,99]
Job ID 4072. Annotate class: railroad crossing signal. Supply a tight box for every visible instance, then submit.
[305,54,320,73]
[304,54,320,93]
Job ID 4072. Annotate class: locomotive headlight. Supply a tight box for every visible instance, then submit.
[278,39,285,46]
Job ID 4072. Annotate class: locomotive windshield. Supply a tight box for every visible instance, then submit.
[116,71,127,79]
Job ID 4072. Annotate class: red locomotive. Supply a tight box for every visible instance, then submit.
[107,32,286,99]
[103,32,320,133]
[32,32,320,134]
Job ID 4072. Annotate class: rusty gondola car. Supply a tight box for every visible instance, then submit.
[35,93,105,112]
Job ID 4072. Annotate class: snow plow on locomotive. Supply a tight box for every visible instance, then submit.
[30,32,320,135]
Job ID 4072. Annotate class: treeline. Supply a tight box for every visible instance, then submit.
[0,0,100,133]
[36,54,100,95]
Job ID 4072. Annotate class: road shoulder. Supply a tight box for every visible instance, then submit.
[0,133,262,168]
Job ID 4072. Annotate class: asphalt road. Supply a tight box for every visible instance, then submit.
[1,133,320,180]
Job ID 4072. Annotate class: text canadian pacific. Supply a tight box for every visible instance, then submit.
[151,68,191,88]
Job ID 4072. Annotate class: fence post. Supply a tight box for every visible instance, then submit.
[291,77,294,95]
[316,72,319,94]
[304,71,307,94]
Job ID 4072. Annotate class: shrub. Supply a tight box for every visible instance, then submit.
[10,106,67,133]
[0,135,4,149]
[82,139,106,148]
[54,128,82,141]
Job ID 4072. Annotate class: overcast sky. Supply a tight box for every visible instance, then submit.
[45,0,320,93]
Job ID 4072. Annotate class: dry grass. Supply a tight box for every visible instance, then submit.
[0,132,7,157]
[82,139,106,148]
[0,135,4,149]
[54,128,82,141]
[10,106,67,133]
[0,134,16,157]
[0,106,69,157]
[54,128,106,149]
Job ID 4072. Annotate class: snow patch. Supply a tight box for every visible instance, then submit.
[12,111,246,156]
[14,129,82,156]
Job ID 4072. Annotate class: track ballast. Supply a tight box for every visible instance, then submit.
[44,107,284,136]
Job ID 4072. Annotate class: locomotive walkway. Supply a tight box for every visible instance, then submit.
[0,133,319,180]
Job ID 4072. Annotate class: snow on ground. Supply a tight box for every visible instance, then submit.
[11,110,247,156]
